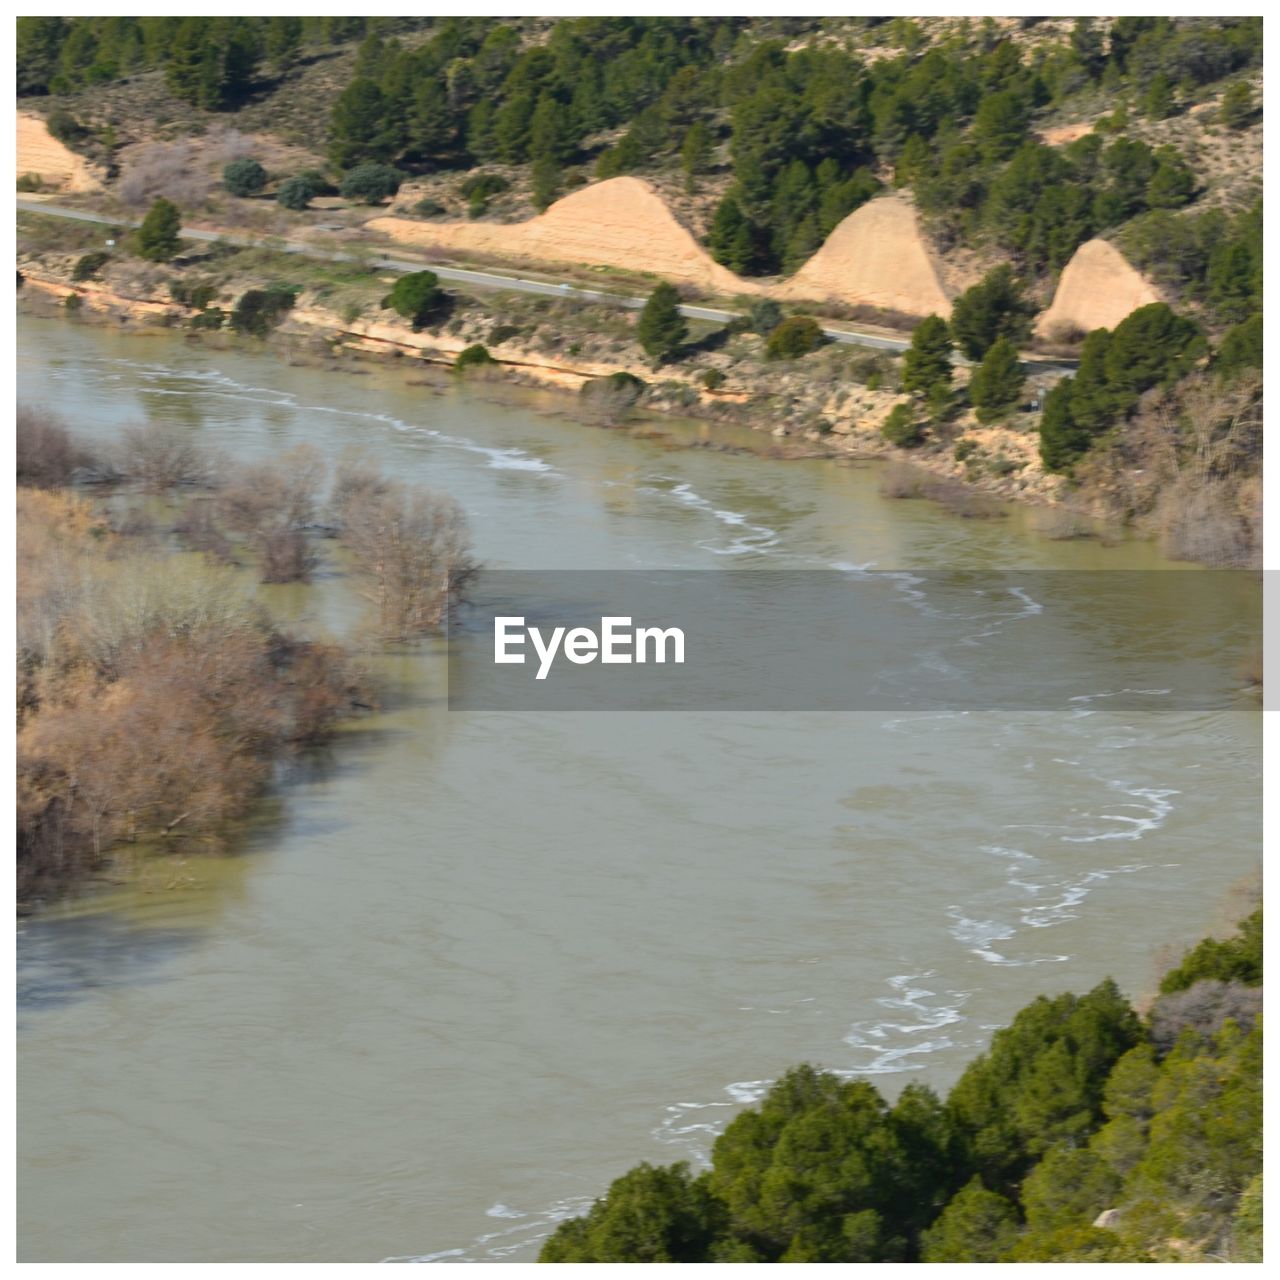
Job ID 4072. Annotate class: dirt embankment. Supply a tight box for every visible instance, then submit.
[16,112,103,193]
[778,195,953,317]
[1035,239,1162,338]
[372,179,954,317]
[372,177,757,297]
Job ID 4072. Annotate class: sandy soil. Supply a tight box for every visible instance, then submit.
[1038,121,1096,146]
[17,112,102,193]
[779,195,953,317]
[373,180,953,319]
[1035,239,1162,338]
[371,177,755,295]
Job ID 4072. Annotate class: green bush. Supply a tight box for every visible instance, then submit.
[190,306,226,330]
[954,438,978,462]
[882,402,924,446]
[277,172,325,211]
[71,251,111,282]
[1159,908,1261,994]
[136,197,182,262]
[765,315,823,360]
[701,368,726,391]
[223,157,267,198]
[454,343,496,372]
[459,172,509,217]
[383,271,445,330]
[17,173,43,193]
[747,298,783,336]
[63,293,83,313]
[170,278,217,310]
[637,283,688,364]
[231,285,297,338]
[340,162,404,205]
[413,197,447,218]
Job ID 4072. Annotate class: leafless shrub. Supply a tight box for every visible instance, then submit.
[172,500,234,562]
[213,445,325,582]
[1032,505,1096,540]
[117,140,214,210]
[16,405,86,488]
[879,461,925,498]
[578,374,647,425]
[117,422,216,492]
[1155,477,1255,567]
[1149,980,1262,1055]
[338,481,476,640]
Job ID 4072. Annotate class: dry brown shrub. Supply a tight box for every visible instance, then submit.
[216,444,325,582]
[338,480,476,640]
[117,139,214,210]
[117,422,216,491]
[16,405,87,488]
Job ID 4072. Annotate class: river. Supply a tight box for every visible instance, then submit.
[15,317,1261,1262]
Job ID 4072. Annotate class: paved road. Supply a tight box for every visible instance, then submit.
[18,199,1072,371]
[18,199,915,352]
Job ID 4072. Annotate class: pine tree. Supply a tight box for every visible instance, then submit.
[1219,82,1255,130]
[920,1178,1019,1262]
[681,122,713,193]
[410,78,455,161]
[329,78,397,168]
[948,265,1034,361]
[1038,378,1088,472]
[531,155,561,211]
[383,270,445,330]
[264,16,302,70]
[969,338,1025,422]
[902,315,953,397]
[1143,73,1174,120]
[636,283,687,364]
[707,195,758,274]
[1215,314,1262,380]
[1067,329,1115,435]
[529,93,573,165]
[136,197,181,262]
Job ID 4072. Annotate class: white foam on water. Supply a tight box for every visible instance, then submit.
[638,478,781,556]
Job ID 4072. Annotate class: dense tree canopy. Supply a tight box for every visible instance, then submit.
[539,909,1261,1264]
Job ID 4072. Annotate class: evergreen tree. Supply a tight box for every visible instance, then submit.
[223,157,267,198]
[1219,81,1255,130]
[681,121,713,193]
[1067,328,1116,436]
[636,283,687,364]
[1103,303,1202,408]
[973,90,1029,162]
[1038,378,1088,472]
[264,16,302,70]
[136,197,182,262]
[329,79,398,168]
[1215,315,1263,380]
[340,163,403,205]
[902,315,953,397]
[920,1177,1019,1262]
[409,77,455,161]
[383,270,445,330]
[969,338,1024,422]
[706,194,759,275]
[529,93,573,164]
[1143,72,1175,120]
[948,265,1034,361]
[531,155,561,211]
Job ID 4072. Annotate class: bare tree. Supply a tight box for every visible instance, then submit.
[16,405,86,488]
[338,480,475,640]
[117,422,217,492]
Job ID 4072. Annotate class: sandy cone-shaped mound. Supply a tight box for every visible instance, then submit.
[371,177,755,295]
[777,196,952,318]
[17,112,102,193]
[1035,239,1162,338]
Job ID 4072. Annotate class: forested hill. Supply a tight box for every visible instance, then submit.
[539,909,1262,1263]
[18,16,1261,285]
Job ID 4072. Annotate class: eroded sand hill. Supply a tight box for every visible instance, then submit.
[373,179,954,317]
[371,176,755,295]
[17,112,102,193]
[1035,239,1162,338]
[779,195,953,317]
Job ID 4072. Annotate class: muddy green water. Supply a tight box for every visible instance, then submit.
[16,319,1260,1262]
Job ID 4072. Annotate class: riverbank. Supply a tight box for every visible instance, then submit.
[16,220,1071,518]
